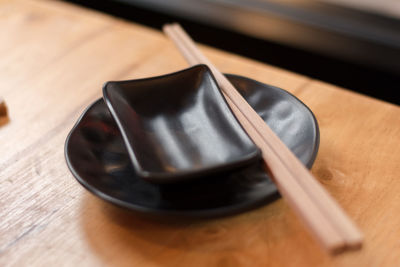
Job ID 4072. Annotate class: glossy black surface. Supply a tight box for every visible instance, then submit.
[103,65,260,183]
[65,74,319,218]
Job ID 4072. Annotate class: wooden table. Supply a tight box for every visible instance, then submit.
[1,1,399,266]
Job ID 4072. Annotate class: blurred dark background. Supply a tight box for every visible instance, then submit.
[64,0,400,105]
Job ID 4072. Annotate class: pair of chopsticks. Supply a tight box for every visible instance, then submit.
[163,23,363,254]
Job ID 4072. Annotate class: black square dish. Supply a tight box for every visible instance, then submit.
[103,65,261,183]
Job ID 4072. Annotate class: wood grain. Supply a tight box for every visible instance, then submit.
[1,0,400,266]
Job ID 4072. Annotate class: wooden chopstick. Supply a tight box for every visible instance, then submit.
[163,23,363,253]
[169,23,363,248]
[167,23,364,249]
[163,24,344,252]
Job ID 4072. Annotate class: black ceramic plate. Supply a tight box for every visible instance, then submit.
[65,74,319,218]
[103,65,260,183]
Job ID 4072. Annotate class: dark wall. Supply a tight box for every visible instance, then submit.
[64,0,400,105]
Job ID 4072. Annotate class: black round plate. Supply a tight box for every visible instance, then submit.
[65,74,319,218]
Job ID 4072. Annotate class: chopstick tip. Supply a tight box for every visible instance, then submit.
[162,22,179,30]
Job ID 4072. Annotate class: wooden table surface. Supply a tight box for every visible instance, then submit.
[1,0,400,266]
